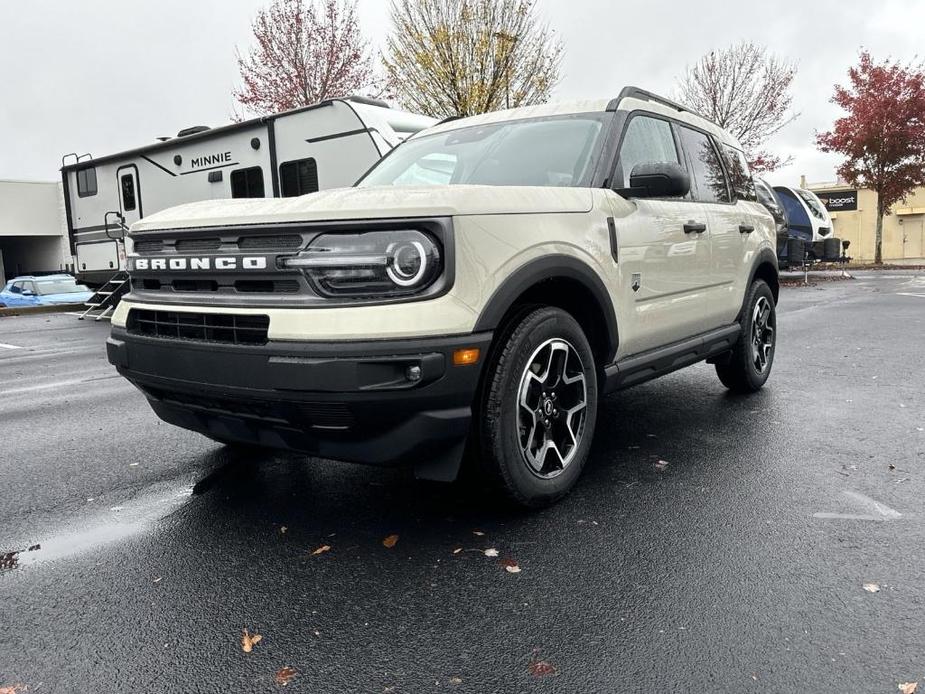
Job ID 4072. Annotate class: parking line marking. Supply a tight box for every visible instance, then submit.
[0,341,23,350]
[814,491,902,522]
[897,293,925,298]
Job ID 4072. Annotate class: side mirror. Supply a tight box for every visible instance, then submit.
[623,163,691,199]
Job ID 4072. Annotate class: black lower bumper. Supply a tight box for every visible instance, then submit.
[107,327,493,480]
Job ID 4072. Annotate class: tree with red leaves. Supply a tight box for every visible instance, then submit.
[817,52,925,264]
[676,42,798,174]
[234,0,374,117]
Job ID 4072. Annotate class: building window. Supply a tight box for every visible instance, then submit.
[120,174,137,211]
[280,158,319,197]
[76,167,97,197]
[230,167,265,198]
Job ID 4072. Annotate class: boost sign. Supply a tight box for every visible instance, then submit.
[817,190,858,212]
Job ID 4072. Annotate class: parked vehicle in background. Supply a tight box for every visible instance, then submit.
[755,179,799,267]
[0,274,93,307]
[60,97,436,287]
[773,185,844,264]
[107,87,779,508]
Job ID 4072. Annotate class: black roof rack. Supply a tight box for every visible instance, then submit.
[607,86,706,120]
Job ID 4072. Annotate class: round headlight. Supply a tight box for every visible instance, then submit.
[387,240,428,287]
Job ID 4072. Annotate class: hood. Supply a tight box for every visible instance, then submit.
[132,185,594,231]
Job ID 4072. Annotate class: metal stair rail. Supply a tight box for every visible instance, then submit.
[78,271,130,321]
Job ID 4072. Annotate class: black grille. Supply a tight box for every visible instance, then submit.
[144,387,354,430]
[128,309,269,345]
[134,240,163,253]
[176,238,222,251]
[238,235,303,250]
[234,280,300,293]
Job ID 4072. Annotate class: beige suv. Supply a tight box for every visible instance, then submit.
[107,87,778,507]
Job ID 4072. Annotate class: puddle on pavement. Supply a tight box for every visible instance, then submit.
[0,484,194,573]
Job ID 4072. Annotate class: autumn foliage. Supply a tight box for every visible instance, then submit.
[677,42,798,174]
[234,0,374,117]
[384,0,563,118]
[817,52,925,264]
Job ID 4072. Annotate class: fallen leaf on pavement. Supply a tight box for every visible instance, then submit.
[311,545,331,556]
[472,530,485,536]
[863,583,881,593]
[501,558,521,573]
[899,683,918,694]
[483,548,499,558]
[280,526,288,534]
[528,660,557,677]
[452,548,463,555]
[0,685,27,694]
[448,676,463,685]
[241,628,262,653]
[382,534,399,549]
[889,464,897,471]
[275,667,298,686]
[654,460,669,470]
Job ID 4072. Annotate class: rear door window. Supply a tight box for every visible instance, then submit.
[722,146,757,202]
[677,126,731,204]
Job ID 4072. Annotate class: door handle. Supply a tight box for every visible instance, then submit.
[683,221,707,234]
[739,224,755,234]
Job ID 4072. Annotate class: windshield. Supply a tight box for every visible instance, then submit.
[797,190,828,221]
[35,278,88,295]
[359,113,611,189]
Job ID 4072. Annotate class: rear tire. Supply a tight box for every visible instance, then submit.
[478,307,598,508]
[715,280,776,394]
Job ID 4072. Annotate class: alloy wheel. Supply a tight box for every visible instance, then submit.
[516,338,588,479]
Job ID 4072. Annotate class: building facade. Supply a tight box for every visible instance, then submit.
[0,180,71,285]
[807,179,925,265]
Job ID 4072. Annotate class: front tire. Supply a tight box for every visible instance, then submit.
[715,280,777,393]
[478,307,598,508]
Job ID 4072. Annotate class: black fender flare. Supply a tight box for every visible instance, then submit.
[472,254,620,363]
[740,247,780,317]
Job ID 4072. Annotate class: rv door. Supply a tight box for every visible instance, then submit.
[116,164,141,265]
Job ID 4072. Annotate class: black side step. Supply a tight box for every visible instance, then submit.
[603,324,740,393]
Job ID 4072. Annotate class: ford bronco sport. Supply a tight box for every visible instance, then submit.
[107,87,779,508]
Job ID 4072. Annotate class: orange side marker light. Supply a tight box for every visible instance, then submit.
[453,348,481,366]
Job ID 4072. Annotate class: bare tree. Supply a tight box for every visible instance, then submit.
[676,42,798,173]
[234,0,374,117]
[383,0,563,118]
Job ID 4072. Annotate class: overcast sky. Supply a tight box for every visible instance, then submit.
[2,0,923,186]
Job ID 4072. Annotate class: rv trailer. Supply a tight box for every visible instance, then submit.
[61,97,436,291]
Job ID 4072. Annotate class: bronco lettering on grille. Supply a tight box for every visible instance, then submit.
[133,257,268,271]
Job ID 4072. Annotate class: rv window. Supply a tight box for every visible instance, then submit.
[76,167,98,197]
[280,158,319,197]
[120,174,137,211]
[231,167,265,199]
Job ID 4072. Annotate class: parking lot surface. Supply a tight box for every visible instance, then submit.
[1,272,924,693]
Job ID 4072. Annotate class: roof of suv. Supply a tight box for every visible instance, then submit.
[419,87,744,151]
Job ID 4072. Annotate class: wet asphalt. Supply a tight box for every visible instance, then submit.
[0,271,923,693]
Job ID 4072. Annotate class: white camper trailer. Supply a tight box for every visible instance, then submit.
[61,97,436,288]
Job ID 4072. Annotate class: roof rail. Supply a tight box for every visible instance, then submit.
[608,86,705,119]
[345,95,391,109]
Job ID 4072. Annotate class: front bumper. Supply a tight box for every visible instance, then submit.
[107,327,492,479]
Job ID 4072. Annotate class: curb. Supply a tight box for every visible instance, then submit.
[0,303,86,318]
